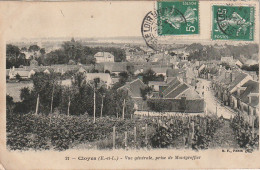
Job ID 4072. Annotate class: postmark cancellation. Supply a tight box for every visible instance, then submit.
[212,5,255,41]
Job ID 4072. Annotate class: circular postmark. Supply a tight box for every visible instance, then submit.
[141,5,198,50]
[216,6,254,38]
[141,10,159,51]
[141,8,186,51]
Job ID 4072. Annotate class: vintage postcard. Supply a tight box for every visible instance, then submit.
[0,0,259,169]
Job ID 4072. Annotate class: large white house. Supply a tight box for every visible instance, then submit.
[94,52,114,63]
[85,73,112,88]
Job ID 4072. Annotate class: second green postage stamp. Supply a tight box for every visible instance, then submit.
[157,1,199,35]
[212,5,255,41]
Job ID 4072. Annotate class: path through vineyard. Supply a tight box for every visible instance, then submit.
[209,120,239,148]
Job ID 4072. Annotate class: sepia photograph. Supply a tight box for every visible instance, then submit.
[1,0,260,169]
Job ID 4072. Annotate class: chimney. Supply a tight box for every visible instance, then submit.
[249,96,252,104]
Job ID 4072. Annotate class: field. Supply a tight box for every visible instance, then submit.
[8,112,256,151]
[6,82,33,102]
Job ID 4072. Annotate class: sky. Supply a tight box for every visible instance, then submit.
[1,1,154,41]
[0,1,258,44]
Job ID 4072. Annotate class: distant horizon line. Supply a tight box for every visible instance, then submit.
[7,36,258,46]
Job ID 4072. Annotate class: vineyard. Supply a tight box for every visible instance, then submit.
[7,112,257,151]
[230,115,259,152]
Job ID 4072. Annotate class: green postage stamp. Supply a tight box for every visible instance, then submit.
[212,5,255,41]
[157,1,199,35]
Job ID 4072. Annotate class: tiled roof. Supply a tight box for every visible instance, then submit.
[228,72,248,91]
[148,81,167,86]
[78,67,87,73]
[176,88,201,100]
[85,73,111,82]
[13,71,30,77]
[233,80,259,107]
[94,52,114,58]
[164,83,189,99]
[104,63,127,72]
[151,67,168,74]
[162,78,181,96]
[216,70,240,86]
[118,79,146,98]
[166,68,185,77]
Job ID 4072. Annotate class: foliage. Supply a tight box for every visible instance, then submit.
[6,38,126,68]
[241,64,259,74]
[15,73,22,81]
[6,114,154,150]
[221,62,231,70]
[230,115,259,151]
[6,95,15,114]
[28,45,40,52]
[150,116,221,150]
[6,44,30,68]
[140,86,153,101]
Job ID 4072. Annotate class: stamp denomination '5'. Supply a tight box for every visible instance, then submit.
[212,5,255,41]
[157,1,199,35]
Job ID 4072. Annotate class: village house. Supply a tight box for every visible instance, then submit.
[151,67,168,77]
[221,56,234,63]
[178,52,189,61]
[148,77,204,113]
[162,79,201,100]
[85,73,112,88]
[230,80,259,122]
[213,69,253,106]
[234,59,243,67]
[8,67,30,79]
[117,74,204,114]
[94,52,115,63]
[118,78,147,110]
[103,62,127,75]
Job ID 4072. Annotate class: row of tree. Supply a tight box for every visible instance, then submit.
[6,44,46,69]
[6,72,134,119]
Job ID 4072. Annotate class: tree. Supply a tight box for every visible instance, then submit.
[31,72,62,114]
[119,71,129,84]
[28,45,40,52]
[221,62,231,70]
[21,47,27,52]
[15,73,22,81]
[46,49,68,65]
[105,70,110,74]
[6,44,20,59]
[6,95,15,114]
[140,86,153,101]
[40,48,46,55]
[102,89,134,118]
[142,69,157,84]
[62,38,84,62]
[18,87,36,114]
